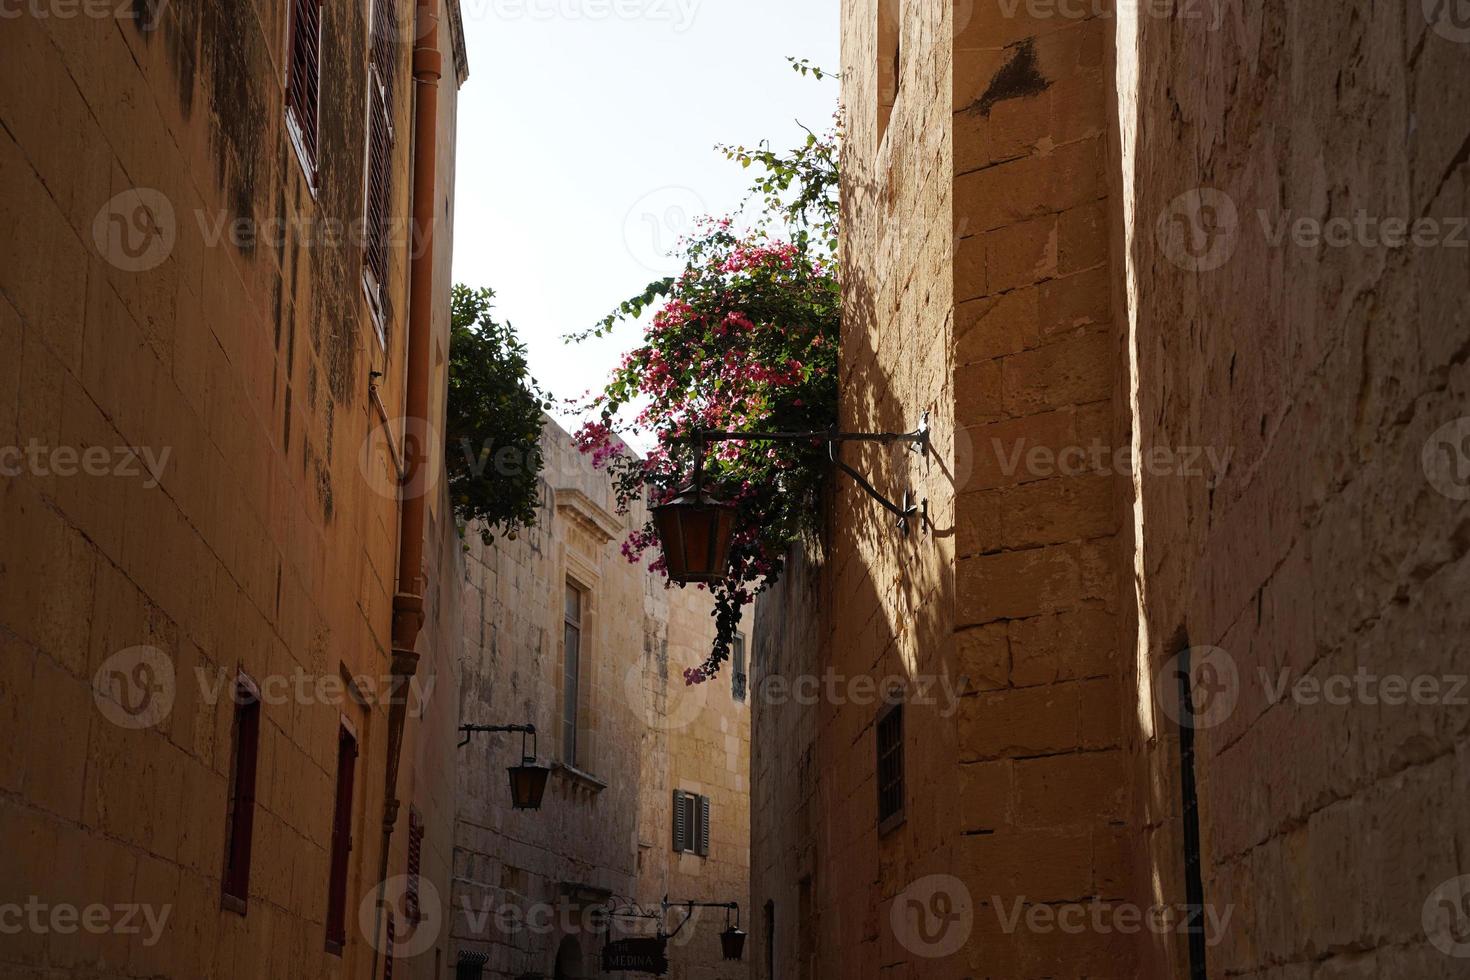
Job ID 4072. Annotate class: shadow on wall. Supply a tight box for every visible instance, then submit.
[1124,0,1470,976]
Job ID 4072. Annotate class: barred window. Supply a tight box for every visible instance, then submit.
[286,0,323,187]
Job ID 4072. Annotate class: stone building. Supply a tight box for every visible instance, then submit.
[0,2,470,979]
[752,0,1470,978]
[450,420,752,980]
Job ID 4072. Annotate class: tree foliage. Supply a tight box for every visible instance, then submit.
[446,284,550,544]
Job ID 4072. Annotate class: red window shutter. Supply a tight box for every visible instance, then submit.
[222,683,261,903]
[383,910,396,980]
[326,725,359,950]
[287,0,323,182]
[405,807,424,923]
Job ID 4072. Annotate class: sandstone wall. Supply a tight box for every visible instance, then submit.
[1120,2,1470,976]
[0,3,467,978]
[452,421,750,979]
[755,0,1470,978]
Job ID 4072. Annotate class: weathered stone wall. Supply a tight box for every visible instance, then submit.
[0,2,467,978]
[1120,2,1470,976]
[755,0,1470,978]
[636,571,752,980]
[452,421,750,980]
[951,0,1137,975]
[749,542,823,980]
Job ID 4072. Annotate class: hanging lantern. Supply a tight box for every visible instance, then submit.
[460,723,549,811]
[652,487,737,585]
[719,926,747,961]
[506,760,550,810]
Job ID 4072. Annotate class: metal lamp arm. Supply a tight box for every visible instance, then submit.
[660,898,741,940]
[457,722,537,756]
[678,413,930,533]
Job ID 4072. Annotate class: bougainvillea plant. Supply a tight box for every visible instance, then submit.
[572,63,841,682]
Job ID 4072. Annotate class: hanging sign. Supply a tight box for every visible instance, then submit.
[601,937,669,975]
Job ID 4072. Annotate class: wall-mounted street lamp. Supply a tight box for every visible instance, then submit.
[457,723,550,810]
[653,415,931,585]
[663,898,746,962]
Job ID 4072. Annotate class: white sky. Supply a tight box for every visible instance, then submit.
[449,0,841,433]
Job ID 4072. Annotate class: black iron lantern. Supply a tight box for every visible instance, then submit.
[459,723,548,811]
[507,759,550,810]
[652,486,737,585]
[719,926,747,961]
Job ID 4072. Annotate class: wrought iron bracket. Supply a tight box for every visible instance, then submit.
[688,412,930,536]
[458,722,537,761]
[660,898,741,941]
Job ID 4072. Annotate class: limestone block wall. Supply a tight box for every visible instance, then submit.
[1119,2,1470,976]
[635,574,752,980]
[950,1,1137,976]
[452,420,751,980]
[0,3,467,979]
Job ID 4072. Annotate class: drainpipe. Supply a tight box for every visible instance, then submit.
[372,1,440,977]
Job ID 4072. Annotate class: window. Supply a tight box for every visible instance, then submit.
[763,901,776,979]
[672,789,710,856]
[1174,643,1209,980]
[563,582,585,766]
[221,675,261,910]
[876,701,905,834]
[362,0,398,335]
[286,0,324,187]
[455,951,488,980]
[325,723,359,953]
[732,633,747,703]
[876,0,901,146]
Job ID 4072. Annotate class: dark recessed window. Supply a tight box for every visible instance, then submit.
[325,723,359,953]
[732,633,748,703]
[1174,642,1210,980]
[286,0,324,187]
[876,701,905,834]
[456,951,488,980]
[563,582,585,767]
[221,676,261,910]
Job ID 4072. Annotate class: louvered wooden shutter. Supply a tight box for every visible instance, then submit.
[405,806,424,922]
[672,789,687,853]
[363,0,398,320]
[697,795,711,856]
[286,0,323,182]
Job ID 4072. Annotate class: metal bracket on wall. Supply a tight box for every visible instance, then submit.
[691,411,932,537]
